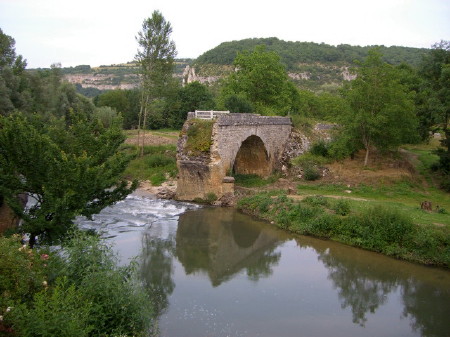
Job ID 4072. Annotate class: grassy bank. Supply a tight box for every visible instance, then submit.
[122,143,177,185]
[237,191,449,268]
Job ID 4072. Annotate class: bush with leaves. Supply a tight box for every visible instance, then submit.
[1,233,154,337]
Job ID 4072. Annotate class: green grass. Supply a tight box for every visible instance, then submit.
[122,144,177,185]
[296,182,450,225]
[233,174,280,188]
[238,192,450,267]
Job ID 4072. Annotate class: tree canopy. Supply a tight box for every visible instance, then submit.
[340,48,418,166]
[195,37,428,70]
[219,45,299,115]
[0,113,136,246]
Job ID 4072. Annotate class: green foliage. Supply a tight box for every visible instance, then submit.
[195,37,427,69]
[10,278,93,337]
[292,152,329,181]
[0,30,94,118]
[303,195,329,207]
[224,94,254,113]
[346,206,414,251]
[0,113,136,246]
[303,166,321,181]
[219,45,297,115]
[92,106,121,128]
[310,140,330,157]
[61,233,153,336]
[1,233,154,336]
[136,10,177,132]
[291,152,330,167]
[184,119,214,153]
[205,192,218,203]
[332,199,351,216]
[340,48,419,165]
[238,192,449,267]
[0,236,49,311]
[233,174,279,188]
[95,89,140,129]
[123,144,177,185]
[165,81,216,129]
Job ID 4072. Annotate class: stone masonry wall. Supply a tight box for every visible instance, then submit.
[176,113,292,201]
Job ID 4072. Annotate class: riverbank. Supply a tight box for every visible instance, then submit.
[237,191,449,268]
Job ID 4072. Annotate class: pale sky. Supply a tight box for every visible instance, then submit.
[1,0,449,68]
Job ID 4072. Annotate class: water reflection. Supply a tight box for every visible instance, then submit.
[296,236,450,336]
[140,232,175,316]
[175,208,285,286]
[77,195,450,337]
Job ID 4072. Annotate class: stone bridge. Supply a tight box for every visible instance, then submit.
[176,112,292,201]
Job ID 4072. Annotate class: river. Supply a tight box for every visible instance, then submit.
[76,192,450,337]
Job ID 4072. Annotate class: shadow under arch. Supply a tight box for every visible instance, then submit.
[233,135,271,177]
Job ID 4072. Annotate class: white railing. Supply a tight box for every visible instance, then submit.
[194,110,230,119]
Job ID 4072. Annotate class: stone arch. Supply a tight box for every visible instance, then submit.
[232,135,271,177]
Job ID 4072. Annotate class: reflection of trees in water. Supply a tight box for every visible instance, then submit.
[402,279,450,337]
[320,250,396,326]
[139,231,175,318]
[300,238,450,336]
[246,248,281,282]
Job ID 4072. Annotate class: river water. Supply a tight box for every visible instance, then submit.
[76,192,450,337]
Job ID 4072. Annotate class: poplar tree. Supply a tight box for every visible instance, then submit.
[135,11,177,155]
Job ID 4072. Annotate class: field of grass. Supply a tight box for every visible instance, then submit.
[295,181,450,225]
[121,143,177,186]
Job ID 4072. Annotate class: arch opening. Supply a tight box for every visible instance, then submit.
[232,135,271,177]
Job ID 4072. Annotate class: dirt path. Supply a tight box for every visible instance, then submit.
[287,194,368,202]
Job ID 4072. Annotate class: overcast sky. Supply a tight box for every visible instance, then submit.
[1,0,449,68]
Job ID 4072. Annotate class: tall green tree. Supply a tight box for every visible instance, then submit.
[340,48,418,166]
[0,113,136,247]
[219,45,298,115]
[135,11,177,153]
[0,28,28,116]
[165,81,215,128]
[419,41,450,178]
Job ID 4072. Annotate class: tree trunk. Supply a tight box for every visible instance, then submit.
[364,147,370,166]
[29,233,37,248]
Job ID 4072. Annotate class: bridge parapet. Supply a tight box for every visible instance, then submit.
[216,113,291,126]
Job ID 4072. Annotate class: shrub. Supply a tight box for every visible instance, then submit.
[0,236,49,311]
[303,195,329,207]
[348,206,414,251]
[205,192,218,203]
[291,152,329,167]
[305,213,341,237]
[9,278,93,337]
[332,199,351,216]
[185,119,214,154]
[303,166,321,181]
[60,232,153,336]
[3,232,154,337]
[310,140,329,157]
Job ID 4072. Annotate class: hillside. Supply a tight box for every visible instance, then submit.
[30,59,193,96]
[191,37,429,91]
[40,38,428,94]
